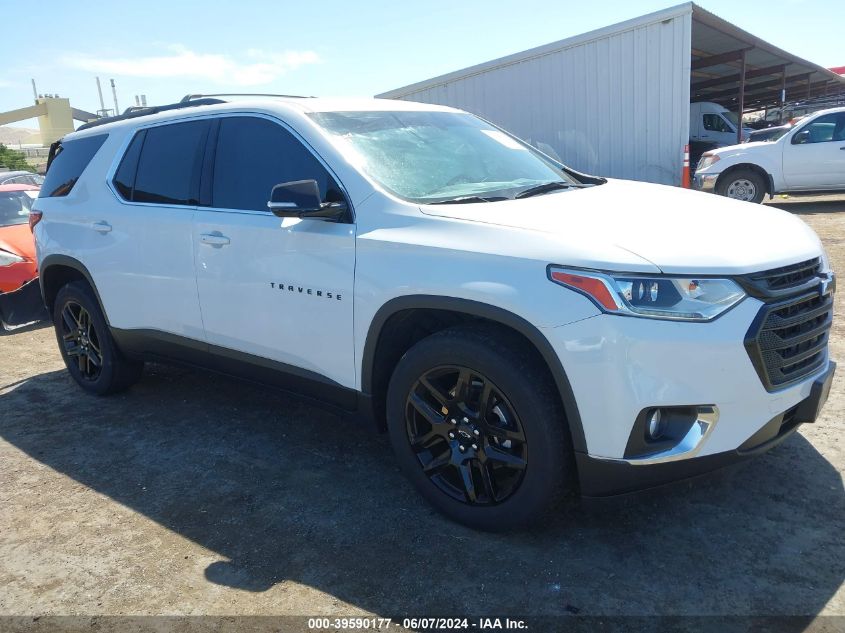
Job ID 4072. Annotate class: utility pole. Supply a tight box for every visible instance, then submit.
[96,77,106,114]
[110,79,119,115]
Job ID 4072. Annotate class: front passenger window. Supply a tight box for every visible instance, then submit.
[211,116,343,212]
[793,113,845,144]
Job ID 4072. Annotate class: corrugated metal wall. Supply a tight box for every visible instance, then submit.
[380,10,692,186]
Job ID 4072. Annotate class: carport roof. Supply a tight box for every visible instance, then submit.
[690,3,845,111]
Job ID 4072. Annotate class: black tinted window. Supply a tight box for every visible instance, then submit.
[134,120,209,205]
[41,134,108,197]
[113,130,145,200]
[212,116,342,212]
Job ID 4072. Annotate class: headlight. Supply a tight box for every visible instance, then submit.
[0,249,25,267]
[548,267,746,321]
[696,153,720,172]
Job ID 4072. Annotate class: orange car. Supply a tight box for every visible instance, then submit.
[0,183,47,329]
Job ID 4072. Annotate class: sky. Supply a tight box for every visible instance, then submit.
[1,0,843,130]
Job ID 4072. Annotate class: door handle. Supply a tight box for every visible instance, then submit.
[840,146,845,150]
[200,233,231,246]
[91,221,112,234]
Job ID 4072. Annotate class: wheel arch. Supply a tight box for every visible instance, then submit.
[716,163,774,197]
[361,295,587,453]
[40,255,109,323]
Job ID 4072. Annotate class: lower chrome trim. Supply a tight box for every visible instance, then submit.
[595,406,719,466]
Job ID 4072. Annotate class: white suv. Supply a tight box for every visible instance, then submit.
[694,106,845,202]
[33,95,836,530]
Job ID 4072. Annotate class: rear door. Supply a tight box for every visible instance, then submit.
[782,113,845,189]
[193,115,356,388]
[96,120,209,339]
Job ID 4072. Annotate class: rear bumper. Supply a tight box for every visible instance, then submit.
[577,361,835,497]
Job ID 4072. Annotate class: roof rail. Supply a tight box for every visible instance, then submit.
[180,93,314,102]
[76,98,225,131]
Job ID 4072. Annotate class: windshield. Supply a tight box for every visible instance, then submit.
[723,111,740,128]
[309,111,580,203]
[0,191,33,227]
[758,127,790,142]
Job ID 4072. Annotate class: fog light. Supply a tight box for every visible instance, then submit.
[647,409,666,439]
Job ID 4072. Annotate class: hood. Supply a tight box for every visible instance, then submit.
[0,224,36,260]
[420,179,822,275]
[712,140,774,155]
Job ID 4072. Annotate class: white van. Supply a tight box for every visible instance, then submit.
[690,102,751,146]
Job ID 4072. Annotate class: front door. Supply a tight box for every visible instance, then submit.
[193,115,356,388]
[782,112,845,190]
[701,113,737,146]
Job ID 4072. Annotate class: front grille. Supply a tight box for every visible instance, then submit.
[745,290,833,391]
[739,258,822,298]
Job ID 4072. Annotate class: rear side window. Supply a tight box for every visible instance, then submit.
[41,134,108,197]
[211,116,343,212]
[113,131,145,200]
[131,120,209,205]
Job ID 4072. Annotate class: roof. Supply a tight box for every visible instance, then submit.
[690,4,845,110]
[377,3,845,112]
[68,95,462,139]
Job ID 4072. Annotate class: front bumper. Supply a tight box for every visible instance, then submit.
[541,295,835,494]
[576,361,835,496]
[693,172,719,193]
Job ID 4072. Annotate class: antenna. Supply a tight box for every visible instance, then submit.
[31,79,38,102]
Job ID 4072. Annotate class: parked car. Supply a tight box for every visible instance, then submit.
[0,171,45,186]
[0,184,47,329]
[745,125,791,143]
[694,106,845,202]
[33,96,835,530]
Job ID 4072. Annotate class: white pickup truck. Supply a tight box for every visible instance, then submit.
[694,107,845,203]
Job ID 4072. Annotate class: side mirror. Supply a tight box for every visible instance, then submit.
[267,180,347,221]
[792,129,810,145]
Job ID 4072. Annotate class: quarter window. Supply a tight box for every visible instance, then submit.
[132,120,209,205]
[113,130,145,200]
[41,134,108,197]
[211,116,343,212]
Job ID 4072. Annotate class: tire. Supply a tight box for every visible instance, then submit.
[716,168,767,203]
[53,280,144,395]
[386,325,574,531]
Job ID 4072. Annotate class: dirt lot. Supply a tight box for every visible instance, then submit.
[1,195,843,625]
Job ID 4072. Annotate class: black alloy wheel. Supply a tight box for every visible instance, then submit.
[53,280,144,395]
[406,365,527,505]
[59,300,103,381]
[386,325,573,531]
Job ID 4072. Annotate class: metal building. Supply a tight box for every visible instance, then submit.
[377,2,845,186]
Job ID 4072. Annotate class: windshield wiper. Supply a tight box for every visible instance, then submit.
[514,181,573,199]
[428,195,508,205]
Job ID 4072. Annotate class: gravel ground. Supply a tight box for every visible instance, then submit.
[0,195,843,625]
